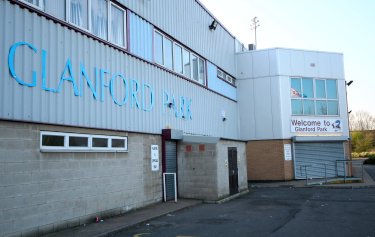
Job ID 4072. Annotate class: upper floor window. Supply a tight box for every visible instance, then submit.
[109,3,126,47]
[91,0,108,39]
[217,68,235,86]
[21,0,44,9]
[153,30,206,85]
[291,78,339,116]
[69,0,89,29]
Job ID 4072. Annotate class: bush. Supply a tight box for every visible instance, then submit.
[351,152,375,158]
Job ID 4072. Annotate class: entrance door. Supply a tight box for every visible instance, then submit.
[228,147,239,195]
[164,140,177,201]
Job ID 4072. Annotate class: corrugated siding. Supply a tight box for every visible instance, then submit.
[207,61,237,101]
[129,12,153,61]
[118,0,236,75]
[294,142,345,179]
[0,1,239,139]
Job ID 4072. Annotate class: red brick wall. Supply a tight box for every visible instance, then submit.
[246,140,294,181]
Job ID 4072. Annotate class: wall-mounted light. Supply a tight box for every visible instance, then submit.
[209,20,218,30]
[222,117,226,122]
[348,110,352,114]
[168,102,173,108]
[346,80,353,86]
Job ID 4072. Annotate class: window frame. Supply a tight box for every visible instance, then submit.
[108,1,127,48]
[19,0,44,10]
[40,131,128,152]
[290,77,339,117]
[66,0,90,31]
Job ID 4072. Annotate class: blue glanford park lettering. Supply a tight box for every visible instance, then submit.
[7,41,192,120]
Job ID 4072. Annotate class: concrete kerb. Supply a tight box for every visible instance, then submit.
[204,189,250,204]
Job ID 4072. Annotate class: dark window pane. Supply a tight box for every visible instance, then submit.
[112,139,125,148]
[92,137,108,147]
[42,135,64,147]
[303,100,315,115]
[292,99,303,115]
[69,136,88,147]
[316,100,327,115]
[191,55,198,81]
[315,80,326,98]
[302,78,313,98]
[327,101,339,115]
[198,57,205,85]
[326,80,337,99]
[154,32,163,65]
[163,38,173,69]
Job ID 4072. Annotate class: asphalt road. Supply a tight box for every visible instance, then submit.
[365,165,375,182]
[114,187,375,237]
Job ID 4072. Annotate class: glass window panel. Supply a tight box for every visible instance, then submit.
[70,0,88,29]
[110,4,125,46]
[69,136,88,147]
[173,44,183,74]
[182,48,190,78]
[92,137,108,147]
[42,135,65,147]
[327,101,339,115]
[315,79,326,98]
[191,55,198,81]
[112,139,125,148]
[163,38,173,69]
[316,100,327,115]
[91,0,107,39]
[303,100,315,115]
[326,80,337,99]
[198,57,205,85]
[291,78,302,98]
[45,0,65,19]
[302,78,313,98]
[154,32,163,65]
[291,99,303,115]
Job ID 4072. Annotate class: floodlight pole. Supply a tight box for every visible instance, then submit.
[251,17,260,48]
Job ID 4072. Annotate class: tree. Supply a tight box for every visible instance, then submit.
[349,111,375,131]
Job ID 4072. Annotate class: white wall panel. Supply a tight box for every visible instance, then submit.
[0,1,239,139]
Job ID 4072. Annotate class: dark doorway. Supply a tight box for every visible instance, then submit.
[228,147,239,195]
[163,140,177,201]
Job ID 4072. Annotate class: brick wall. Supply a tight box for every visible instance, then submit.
[246,140,294,181]
[0,120,162,237]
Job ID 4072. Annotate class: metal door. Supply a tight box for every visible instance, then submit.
[294,142,345,179]
[164,140,177,201]
[228,147,239,195]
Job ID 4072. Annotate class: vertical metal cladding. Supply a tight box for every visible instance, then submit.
[119,0,236,76]
[0,1,239,139]
[129,12,153,61]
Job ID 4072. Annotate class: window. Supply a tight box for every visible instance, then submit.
[40,132,128,152]
[69,0,89,29]
[91,0,107,39]
[291,77,339,116]
[21,0,44,9]
[163,37,173,70]
[154,32,163,65]
[153,30,206,85]
[217,69,224,79]
[173,44,183,74]
[182,48,191,78]
[109,3,126,47]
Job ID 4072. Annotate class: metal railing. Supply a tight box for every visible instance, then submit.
[300,160,364,185]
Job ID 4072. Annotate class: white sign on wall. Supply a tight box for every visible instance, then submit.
[151,145,159,171]
[291,118,343,133]
[284,144,292,161]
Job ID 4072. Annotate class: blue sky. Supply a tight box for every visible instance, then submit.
[200,0,375,117]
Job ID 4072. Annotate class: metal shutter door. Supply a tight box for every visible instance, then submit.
[165,141,177,200]
[294,142,345,179]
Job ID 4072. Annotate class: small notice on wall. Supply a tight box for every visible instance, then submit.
[284,144,292,161]
[151,145,159,171]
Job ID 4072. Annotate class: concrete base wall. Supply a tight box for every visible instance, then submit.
[177,140,247,201]
[247,140,294,181]
[0,120,162,237]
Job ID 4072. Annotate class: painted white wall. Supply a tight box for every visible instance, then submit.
[237,48,349,140]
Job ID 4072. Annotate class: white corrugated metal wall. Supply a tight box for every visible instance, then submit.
[0,0,239,139]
